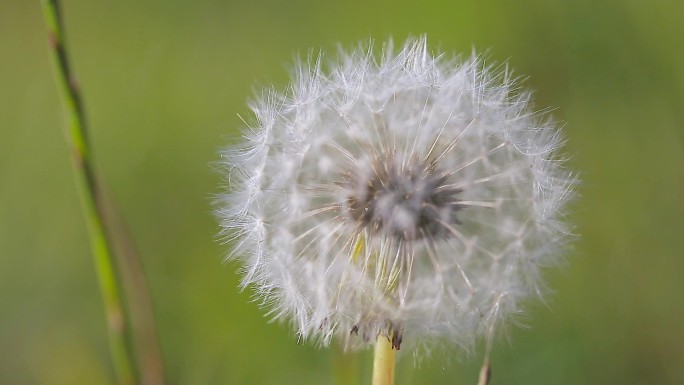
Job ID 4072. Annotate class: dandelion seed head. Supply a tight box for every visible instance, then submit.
[340,154,462,241]
[216,36,577,353]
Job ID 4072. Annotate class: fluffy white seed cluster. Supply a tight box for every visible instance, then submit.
[217,37,575,352]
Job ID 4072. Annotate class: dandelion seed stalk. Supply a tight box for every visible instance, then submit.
[372,336,396,385]
[41,1,135,383]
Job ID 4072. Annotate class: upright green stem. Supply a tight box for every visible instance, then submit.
[372,336,396,385]
[41,1,135,384]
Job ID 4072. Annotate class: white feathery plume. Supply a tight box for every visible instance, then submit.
[216,36,576,353]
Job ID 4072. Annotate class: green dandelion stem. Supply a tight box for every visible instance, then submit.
[352,234,398,385]
[372,335,396,385]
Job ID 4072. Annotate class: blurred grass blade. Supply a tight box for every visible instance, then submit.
[41,1,165,384]
[102,183,167,385]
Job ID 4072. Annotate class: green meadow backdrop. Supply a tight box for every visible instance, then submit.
[1,0,683,384]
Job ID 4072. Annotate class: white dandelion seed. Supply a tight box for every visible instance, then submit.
[216,36,576,353]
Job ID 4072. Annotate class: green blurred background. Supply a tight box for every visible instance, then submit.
[2,0,683,384]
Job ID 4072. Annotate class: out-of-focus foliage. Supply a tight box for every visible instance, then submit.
[1,1,682,384]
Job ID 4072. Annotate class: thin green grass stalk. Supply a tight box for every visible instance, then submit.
[41,1,135,383]
[477,321,495,385]
[477,356,491,385]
